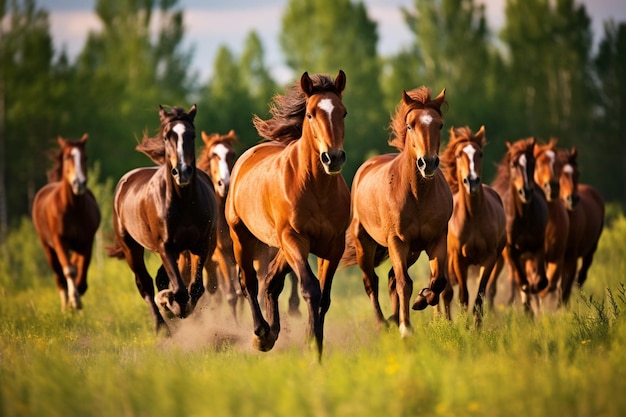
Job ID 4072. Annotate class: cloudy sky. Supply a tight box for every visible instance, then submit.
[38,0,626,83]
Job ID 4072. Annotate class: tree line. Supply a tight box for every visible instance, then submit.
[1,0,624,245]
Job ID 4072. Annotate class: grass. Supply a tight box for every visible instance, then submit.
[1,213,626,416]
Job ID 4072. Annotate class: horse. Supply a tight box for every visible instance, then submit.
[197,129,242,318]
[225,70,350,358]
[490,137,549,313]
[439,126,506,326]
[556,147,605,305]
[109,105,218,335]
[345,87,451,337]
[532,138,570,306]
[32,134,101,311]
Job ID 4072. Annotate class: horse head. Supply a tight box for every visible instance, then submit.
[506,138,536,204]
[558,147,580,211]
[449,125,485,195]
[533,138,560,201]
[300,70,347,175]
[58,133,89,195]
[200,129,238,198]
[398,87,446,179]
[159,104,197,187]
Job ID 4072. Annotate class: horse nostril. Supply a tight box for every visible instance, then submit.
[475,176,480,183]
[433,155,439,168]
[320,152,331,165]
[338,150,346,164]
[171,168,179,176]
[218,180,224,187]
[417,157,426,169]
[463,178,469,184]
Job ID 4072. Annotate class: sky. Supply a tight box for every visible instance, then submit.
[38,0,626,83]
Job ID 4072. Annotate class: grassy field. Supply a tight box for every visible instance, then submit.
[1,211,625,417]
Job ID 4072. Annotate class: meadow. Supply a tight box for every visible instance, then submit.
[1,208,625,417]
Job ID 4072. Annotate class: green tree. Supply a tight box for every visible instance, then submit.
[593,20,626,204]
[280,0,387,181]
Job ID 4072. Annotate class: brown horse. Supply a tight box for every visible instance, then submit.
[32,134,101,311]
[109,105,218,335]
[440,126,506,325]
[346,87,451,337]
[197,129,241,318]
[491,138,549,312]
[225,71,350,357]
[532,138,570,306]
[557,147,605,304]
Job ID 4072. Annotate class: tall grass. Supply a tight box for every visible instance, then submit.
[1,209,625,416]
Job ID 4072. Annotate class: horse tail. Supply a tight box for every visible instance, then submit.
[106,242,125,259]
[339,230,389,270]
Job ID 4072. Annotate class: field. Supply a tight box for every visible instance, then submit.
[1,211,626,417]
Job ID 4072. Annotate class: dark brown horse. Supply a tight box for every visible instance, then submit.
[346,87,451,337]
[197,129,241,318]
[225,71,350,358]
[109,105,218,335]
[440,126,506,325]
[32,134,101,311]
[557,147,605,304]
[532,139,570,306]
[491,138,549,312]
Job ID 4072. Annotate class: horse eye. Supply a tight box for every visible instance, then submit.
[456,154,461,159]
[406,124,412,131]
[306,113,312,120]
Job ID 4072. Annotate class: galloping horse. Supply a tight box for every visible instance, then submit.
[197,129,241,318]
[557,147,605,304]
[440,126,506,325]
[346,87,451,337]
[225,71,350,358]
[532,139,570,304]
[491,138,549,312]
[32,134,101,311]
[109,105,217,335]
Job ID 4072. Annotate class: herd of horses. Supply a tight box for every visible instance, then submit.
[31,70,605,359]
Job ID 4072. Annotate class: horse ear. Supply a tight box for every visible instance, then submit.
[548,137,558,147]
[57,136,67,147]
[188,104,197,121]
[201,130,210,144]
[300,72,314,97]
[570,147,578,161]
[80,133,88,143]
[505,140,512,150]
[158,105,167,122]
[432,88,446,109]
[476,125,486,142]
[334,70,346,95]
[402,90,415,106]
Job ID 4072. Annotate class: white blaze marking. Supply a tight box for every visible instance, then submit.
[518,153,529,185]
[462,144,478,180]
[71,148,85,184]
[420,114,433,126]
[563,164,574,174]
[318,98,334,118]
[173,123,187,170]
[546,150,555,176]
[213,143,231,185]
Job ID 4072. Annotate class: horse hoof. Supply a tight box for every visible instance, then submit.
[252,335,276,352]
[399,323,413,338]
[412,288,439,310]
[412,293,429,310]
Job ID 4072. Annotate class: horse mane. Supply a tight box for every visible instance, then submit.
[492,137,535,193]
[252,73,341,144]
[46,137,84,183]
[136,106,196,165]
[441,126,486,194]
[197,129,239,172]
[388,86,445,151]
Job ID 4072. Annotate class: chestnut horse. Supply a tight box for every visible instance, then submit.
[532,138,570,306]
[109,105,218,335]
[346,87,451,337]
[557,147,605,304]
[225,71,350,358]
[197,129,241,318]
[440,126,506,325]
[32,134,101,311]
[491,138,549,313]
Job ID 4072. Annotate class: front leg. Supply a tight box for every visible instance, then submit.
[387,237,412,338]
[317,236,345,327]
[158,244,189,318]
[413,232,448,310]
[51,236,81,310]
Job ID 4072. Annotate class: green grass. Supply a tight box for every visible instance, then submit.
[1,214,626,416]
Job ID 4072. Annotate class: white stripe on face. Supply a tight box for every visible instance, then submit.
[71,148,85,184]
[420,114,433,126]
[518,153,529,185]
[173,123,187,169]
[213,143,231,184]
[563,164,574,174]
[546,150,555,176]
[462,144,478,180]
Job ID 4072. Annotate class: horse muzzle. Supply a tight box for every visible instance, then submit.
[517,185,533,204]
[543,181,560,202]
[71,179,87,195]
[417,155,440,179]
[320,149,346,175]
[463,176,481,194]
[563,193,580,211]
[172,164,194,186]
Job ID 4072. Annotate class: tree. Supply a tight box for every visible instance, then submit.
[280,0,387,181]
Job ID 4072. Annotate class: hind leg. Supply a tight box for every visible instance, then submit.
[576,246,598,289]
[353,223,387,326]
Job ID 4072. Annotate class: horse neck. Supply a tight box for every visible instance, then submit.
[398,149,424,197]
[457,183,484,217]
[59,177,81,209]
[294,136,335,193]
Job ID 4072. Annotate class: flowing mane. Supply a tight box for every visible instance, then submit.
[252,74,343,144]
[441,126,486,194]
[492,137,535,193]
[136,106,196,165]
[388,86,446,151]
[197,130,239,172]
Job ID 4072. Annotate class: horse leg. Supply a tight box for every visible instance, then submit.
[187,251,208,315]
[215,249,239,321]
[354,225,387,326]
[231,222,272,351]
[486,251,504,308]
[262,252,289,346]
[451,252,469,314]
[42,245,69,312]
[287,272,301,317]
[158,244,190,318]
[49,236,83,311]
[70,251,91,310]
[560,253,578,305]
[576,244,598,289]
[317,240,344,330]
[414,234,448,311]
[387,238,412,337]
[474,256,498,327]
[387,268,398,325]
